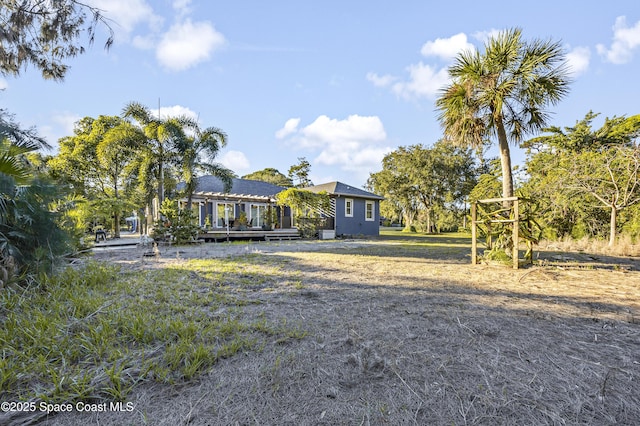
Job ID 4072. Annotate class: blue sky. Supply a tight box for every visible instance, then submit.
[1,0,639,188]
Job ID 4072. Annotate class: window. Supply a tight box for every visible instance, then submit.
[216,203,235,227]
[250,204,267,227]
[345,198,353,217]
[365,201,374,221]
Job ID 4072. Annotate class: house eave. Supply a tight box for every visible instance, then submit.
[192,192,277,203]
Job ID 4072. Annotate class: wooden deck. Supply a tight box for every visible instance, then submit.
[197,228,300,242]
[93,229,301,249]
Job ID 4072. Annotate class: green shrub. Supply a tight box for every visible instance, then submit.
[152,199,200,244]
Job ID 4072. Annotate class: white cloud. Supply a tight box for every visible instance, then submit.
[300,115,386,149]
[472,29,503,44]
[37,111,81,148]
[596,16,640,64]
[131,34,155,50]
[420,33,474,60]
[52,111,82,135]
[278,115,392,176]
[156,19,226,71]
[391,62,450,100]
[566,46,590,76]
[86,0,162,38]
[366,72,397,88]
[153,104,199,120]
[172,0,192,12]
[0,78,8,90]
[219,150,250,174]
[275,118,300,139]
[368,33,474,100]
[88,0,227,72]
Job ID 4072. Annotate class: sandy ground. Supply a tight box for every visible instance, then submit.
[25,238,640,425]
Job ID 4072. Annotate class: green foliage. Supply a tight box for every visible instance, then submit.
[47,115,143,237]
[468,159,502,202]
[243,168,293,187]
[474,198,543,262]
[437,28,571,201]
[288,157,313,188]
[523,112,640,245]
[123,102,191,206]
[0,1,113,80]
[152,199,200,244]
[0,257,306,405]
[175,121,234,208]
[368,140,478,232]
[276,188,330,238]
[0,111,74,284]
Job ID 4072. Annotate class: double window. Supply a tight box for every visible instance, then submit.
[216,203,235,227]
[250,204,267,227]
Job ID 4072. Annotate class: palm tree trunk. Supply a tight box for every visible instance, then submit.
[495,117,514,204]
[113,183,121,239]
[158,160,164,208]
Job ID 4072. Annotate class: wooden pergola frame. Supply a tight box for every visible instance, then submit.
[471,196,534,270]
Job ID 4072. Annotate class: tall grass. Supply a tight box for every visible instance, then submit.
[539,235,640,257]
[0,258,305,406]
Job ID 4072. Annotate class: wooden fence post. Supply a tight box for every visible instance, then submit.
[512,198,519,270]
[471,202,477,265]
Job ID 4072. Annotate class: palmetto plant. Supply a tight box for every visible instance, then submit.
[436,28,571,204]
[0,111,70,283]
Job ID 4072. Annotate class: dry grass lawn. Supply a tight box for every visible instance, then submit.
[34,231,640,425]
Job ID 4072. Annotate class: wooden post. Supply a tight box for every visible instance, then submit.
[512,198,519,270]
[471,202,477,265]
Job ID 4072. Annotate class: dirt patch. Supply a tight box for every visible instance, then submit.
[42,239,640,425]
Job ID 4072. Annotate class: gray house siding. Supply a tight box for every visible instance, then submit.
[334,196,380,237]
[305,181,383,238]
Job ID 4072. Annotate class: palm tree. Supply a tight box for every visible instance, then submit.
[176,122,234,209]
[436,28,570,204]
[122,102,191,217]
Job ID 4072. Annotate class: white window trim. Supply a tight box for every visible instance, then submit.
[249,203,267,228]
[365,200,374,221]
[345,198,353,217]
[216,202,235,228]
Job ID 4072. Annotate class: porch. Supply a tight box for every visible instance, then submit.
[197,227,300,242]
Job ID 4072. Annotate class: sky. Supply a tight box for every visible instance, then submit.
[1,0,640,188]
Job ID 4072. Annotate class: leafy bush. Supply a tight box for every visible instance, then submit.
[152,199,200,244]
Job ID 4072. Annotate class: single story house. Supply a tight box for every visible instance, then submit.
[304,181,384,237]
[185,176,384,238]
[186,176,290,230]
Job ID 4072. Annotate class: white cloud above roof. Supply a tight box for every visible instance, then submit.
[278,115,392,180]
[596,16,640,64]
[156,19,226,72]
[275,118,300,139]
[220,150,251,175]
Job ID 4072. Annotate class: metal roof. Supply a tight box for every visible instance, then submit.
[192,176,286,200]
[305,181,384,200]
